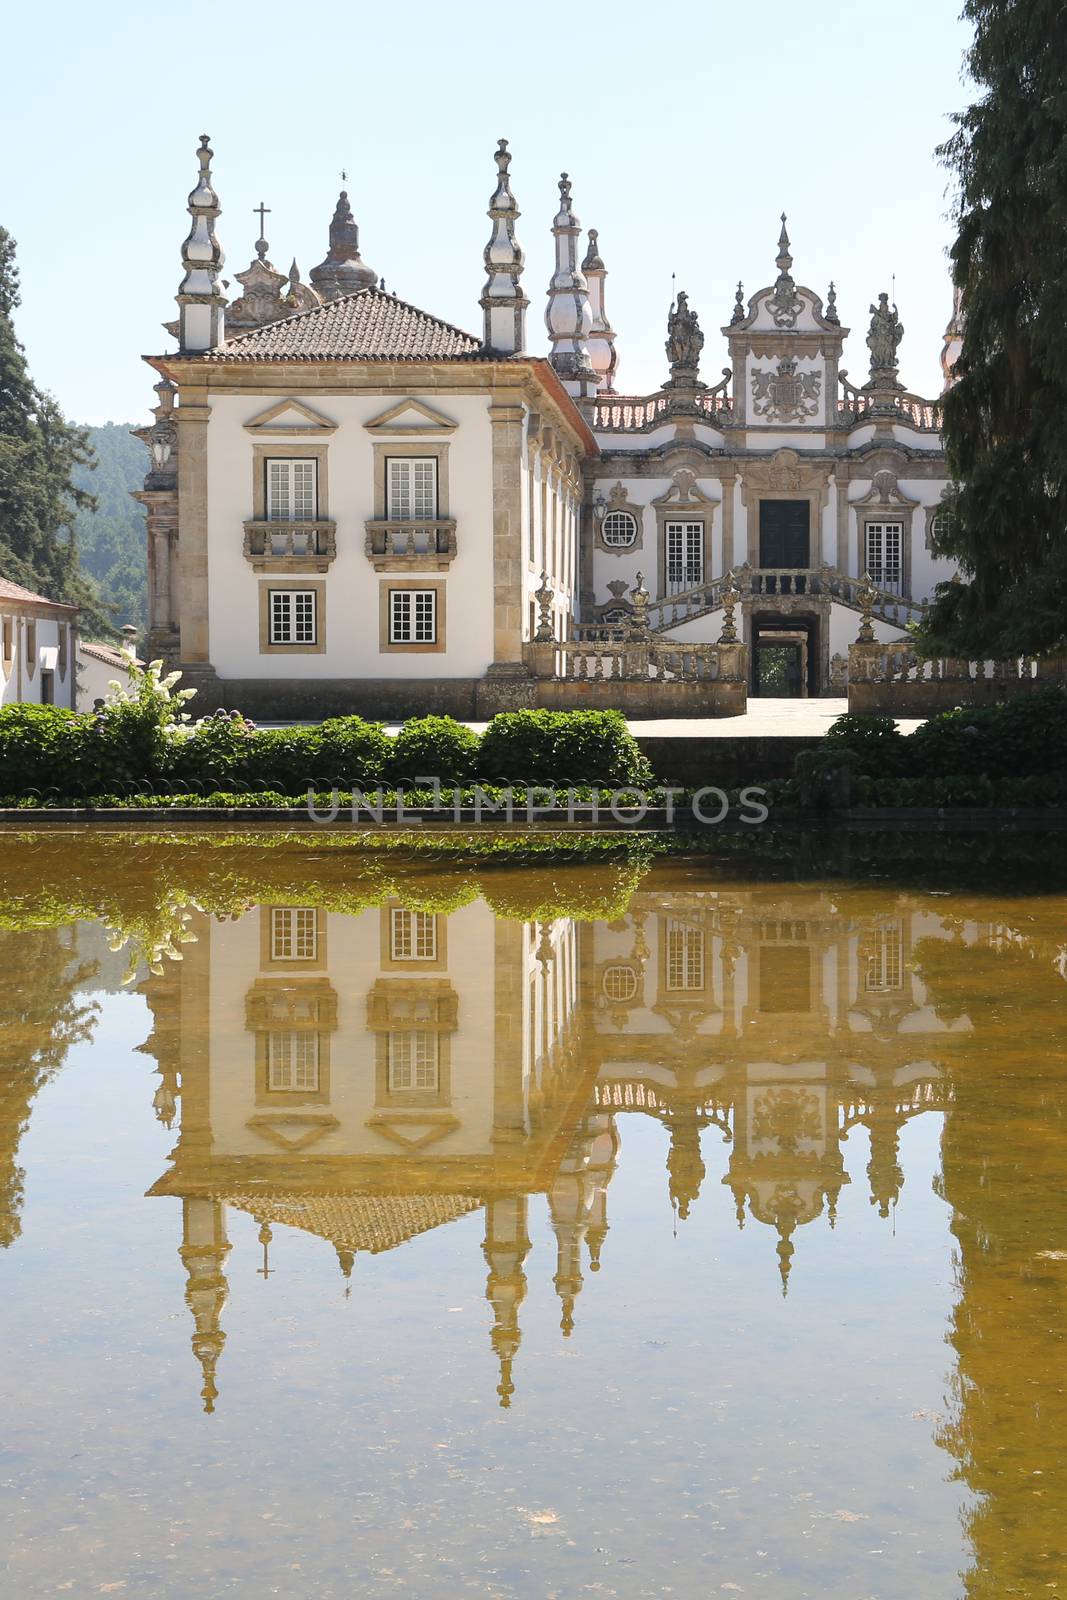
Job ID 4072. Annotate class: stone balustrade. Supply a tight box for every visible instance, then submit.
[648,564,925,633]
[524,636,747,717]
[242,520,336,573]
[848,639,1067,714]
[364,519,457,571]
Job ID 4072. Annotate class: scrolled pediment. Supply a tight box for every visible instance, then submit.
[651,466,720,509]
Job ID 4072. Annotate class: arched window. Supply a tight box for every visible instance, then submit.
[602,964,638,1002]
[602,510,638,548]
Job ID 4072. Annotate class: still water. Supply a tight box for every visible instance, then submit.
[1,832,1066,1598]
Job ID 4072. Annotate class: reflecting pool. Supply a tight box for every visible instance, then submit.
[2,833,1066,1598]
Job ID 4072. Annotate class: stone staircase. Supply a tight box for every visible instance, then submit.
[646,564,926,635]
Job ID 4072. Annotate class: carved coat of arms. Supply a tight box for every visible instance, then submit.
[751,356,822,422]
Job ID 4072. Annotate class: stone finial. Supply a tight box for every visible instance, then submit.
[534,572,555,641]
[480,137,528,355]
[825,280,840,326]
[226,212,291,334]
[718,570,740,644]
[776,213,792,274]
[940,281,964,390]
[730,280,745,325]
[309,189,378,300]
[856,571,878,642]
[582,228,618,394]
[177,133,226,352]
[282,259,323,315]
[545,172,596,397]
[629,572,651,635]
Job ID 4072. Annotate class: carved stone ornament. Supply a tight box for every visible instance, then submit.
[751,356,822,421]
[718,570,740,644]
[767,276,804,329]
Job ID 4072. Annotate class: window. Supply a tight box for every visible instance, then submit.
[267,1030,320,1091]
[387,1029,439,1092]
[387,457,437,521]
[390,588,436,644]
[390,908,437,962]
[269,588,317,645]
[665,521,704,590]
[266,458,317,522]
[40,669,54,706]
[602,510,637,548]
[665,918,705,991]
[602,964,638,1002]
[865,521,903,595]
[929,506,954,548]
[270,907,319,962]
[862,924,904,992]
[26,621,36,672]
[2,616,13,668]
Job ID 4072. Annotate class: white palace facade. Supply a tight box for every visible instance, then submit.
[138,136,964,716]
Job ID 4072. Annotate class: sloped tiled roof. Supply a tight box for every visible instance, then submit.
[225,1191,481,1253]
[204,286,483,363]
[80,640,141,668]
[0,576,77,610]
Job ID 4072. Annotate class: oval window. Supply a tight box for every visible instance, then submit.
[602,510,638,548]
[602,964,638,1002]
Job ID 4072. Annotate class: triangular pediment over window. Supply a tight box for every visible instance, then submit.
[243,397,338,435]
[364,397,458,435]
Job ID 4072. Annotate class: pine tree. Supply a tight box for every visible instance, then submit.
[0,227,113,633]
[917,0,1067,659]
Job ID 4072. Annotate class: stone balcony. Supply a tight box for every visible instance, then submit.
[364,519,458,572]
[242,520,336,573]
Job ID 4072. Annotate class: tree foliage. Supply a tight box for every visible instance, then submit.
[70,423,148,631]
[917,0,1067,658]
[0,227,113,634]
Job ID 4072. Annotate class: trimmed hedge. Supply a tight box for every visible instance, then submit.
[818,690,1067,781]
[477,709,653,787]
[0,705,651,799]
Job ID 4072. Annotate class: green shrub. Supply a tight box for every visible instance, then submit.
[822,712,909,774]
[167,714,392,792]
[476,709,653,787]
[905,689,1067,779]
[387,716,480,785]
[0,704,84,792]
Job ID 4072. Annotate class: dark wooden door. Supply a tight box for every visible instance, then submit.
[759,499,810,568]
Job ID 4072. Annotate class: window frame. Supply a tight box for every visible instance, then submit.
[258,580,326,655]
[265,457,319,522]
[268,587,317,646]
[386,456,439,521]
[379,579,446,654]
[601,510,638,549]
[664,520,705,590]
[864,519,904,595]
[267,1028,321,1092]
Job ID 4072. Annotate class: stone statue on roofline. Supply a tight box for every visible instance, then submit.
[867,292,904,379]
[665,292,704,385]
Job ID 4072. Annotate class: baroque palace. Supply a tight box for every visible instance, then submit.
[139,135,963,716]
[132,885,968,1413]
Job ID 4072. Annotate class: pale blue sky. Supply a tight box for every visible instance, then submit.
[4,0,972,425]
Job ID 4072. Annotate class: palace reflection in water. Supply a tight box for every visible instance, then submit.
[136,888,972,1415]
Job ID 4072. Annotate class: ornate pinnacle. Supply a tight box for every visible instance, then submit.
[825,280,839,325]
[730,280,745,325]
[776,212,792,274]
[534,572,555,642]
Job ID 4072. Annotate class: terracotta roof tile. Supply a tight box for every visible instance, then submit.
[204,286,482,363]
[0,576,77,610]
